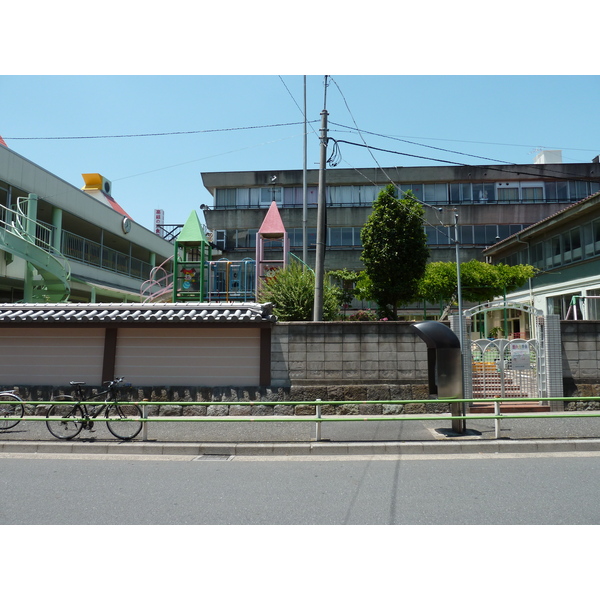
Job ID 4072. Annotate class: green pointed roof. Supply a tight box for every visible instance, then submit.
[177,211,208,244]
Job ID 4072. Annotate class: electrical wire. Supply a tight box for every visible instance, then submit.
[329,77,395,185]
[3,121,318,141]
[330,138,598,183]
[278,76,320,139]
[329,121,516,166]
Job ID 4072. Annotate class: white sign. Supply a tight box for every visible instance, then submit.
[154,209,164,236]
[510,341,530,370]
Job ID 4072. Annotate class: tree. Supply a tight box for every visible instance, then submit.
[257,261,341,321]
[360,184,429,319]
[327,268,360,315]
[418,260,538,316]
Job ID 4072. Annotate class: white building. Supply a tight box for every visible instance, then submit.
[0,141,174,302]
[484,189,600,326]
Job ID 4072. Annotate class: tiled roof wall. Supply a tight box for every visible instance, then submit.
[0,302,276,324]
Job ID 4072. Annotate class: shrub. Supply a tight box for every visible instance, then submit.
[258,261,340,321]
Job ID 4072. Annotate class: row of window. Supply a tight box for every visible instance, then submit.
[547,289,600,320]
[214,180,600,209]
[218,224,529,251]
[425,224,528,246]
[222,227,365,250]
[503,218,600,270]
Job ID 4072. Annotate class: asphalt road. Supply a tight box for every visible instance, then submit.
[2,451,600,525]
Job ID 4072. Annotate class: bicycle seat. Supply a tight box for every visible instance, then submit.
[70,381,86,386]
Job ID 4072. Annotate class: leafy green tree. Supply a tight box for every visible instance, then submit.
[418,260,537,314]
[257,261,341,321]
[360,184,429,319]
[327,268,360,314]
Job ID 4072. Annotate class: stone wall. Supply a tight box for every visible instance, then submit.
[15,382,447,417]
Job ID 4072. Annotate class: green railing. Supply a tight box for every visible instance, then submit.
[6,396,600,442]
[61,230,153,281]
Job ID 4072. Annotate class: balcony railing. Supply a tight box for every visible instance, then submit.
[60,229,155,281]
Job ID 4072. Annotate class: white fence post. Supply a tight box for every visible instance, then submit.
[315,398,322,441]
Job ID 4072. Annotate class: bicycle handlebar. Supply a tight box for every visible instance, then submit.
[103,377,129,388]
[67,377,130,388]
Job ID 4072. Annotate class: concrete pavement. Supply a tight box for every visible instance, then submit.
[2,411,600,457]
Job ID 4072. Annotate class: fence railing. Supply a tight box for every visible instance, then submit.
[61,230,153,281]
[6,396,600,442]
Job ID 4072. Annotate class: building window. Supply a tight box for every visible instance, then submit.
[521,186,544,202]
[531,242,544,268]
[551,235,562,267]
[215,188,237,208]
[562,227,582,263]
[472,183,495,203]
[547,293,579,319]
[423,183,449,205]
[497,187,519,202]
[583,289,600,320]
[260,187,282,206]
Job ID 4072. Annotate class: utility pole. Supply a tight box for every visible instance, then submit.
[454,210,466,433]
[313,76,328,321]
[302,75,308,266]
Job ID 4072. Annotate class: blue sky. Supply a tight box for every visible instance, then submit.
[2,5,599,232]
[2,75,599,231]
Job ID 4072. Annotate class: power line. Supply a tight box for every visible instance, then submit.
[329,121,516,166]
[329,77,394,185]
[330,138,599,183]
[3,121,318,141]
[329,123,597,153]
[278,76,320,139]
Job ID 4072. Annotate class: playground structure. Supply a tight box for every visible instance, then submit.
[565,295,600,320]
[207,258,256,301]
[141,202,288,303]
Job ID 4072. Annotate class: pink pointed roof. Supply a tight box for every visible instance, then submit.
[0,136,7,147]
[258,201,287,239]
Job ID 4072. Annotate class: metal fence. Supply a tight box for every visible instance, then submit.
[61,230,153,280]
[5,396,600,442]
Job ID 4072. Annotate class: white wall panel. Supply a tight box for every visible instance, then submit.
[0,328,104,386]
[115,328,261,386]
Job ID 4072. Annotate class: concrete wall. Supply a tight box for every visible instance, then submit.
[271,321,428,387]
[8,320,600,415]
[561,321,600,396]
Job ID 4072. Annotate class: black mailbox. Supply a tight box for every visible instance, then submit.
[411,321,465,433]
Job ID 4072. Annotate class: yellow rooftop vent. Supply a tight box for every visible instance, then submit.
[82,173,112,196]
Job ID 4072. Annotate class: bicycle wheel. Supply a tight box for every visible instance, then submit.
[0,392,25,431]
[105,403,143,440]
[46,396,84,440]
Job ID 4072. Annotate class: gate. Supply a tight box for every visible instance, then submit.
[470,338,540,399]
[459,301,558,402]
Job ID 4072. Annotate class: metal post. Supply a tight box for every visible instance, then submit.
[315,398,322,441]
[313,106,328,321]
[494,401,500,439]
[302,75,308,267]
[142,401,149,441]
[454,211,466,433]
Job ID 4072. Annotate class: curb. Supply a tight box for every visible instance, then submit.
[2,438,600,457]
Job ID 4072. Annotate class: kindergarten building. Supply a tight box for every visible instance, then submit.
[0,140,174,302]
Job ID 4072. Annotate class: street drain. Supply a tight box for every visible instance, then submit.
[193,454,234,461]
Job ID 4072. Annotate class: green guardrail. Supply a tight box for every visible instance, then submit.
[3,397,600,441]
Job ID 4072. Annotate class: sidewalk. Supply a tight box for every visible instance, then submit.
[2,412,600,457]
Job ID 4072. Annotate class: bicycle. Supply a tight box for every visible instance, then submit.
[46,377,143,441]
[0,390,25,430]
